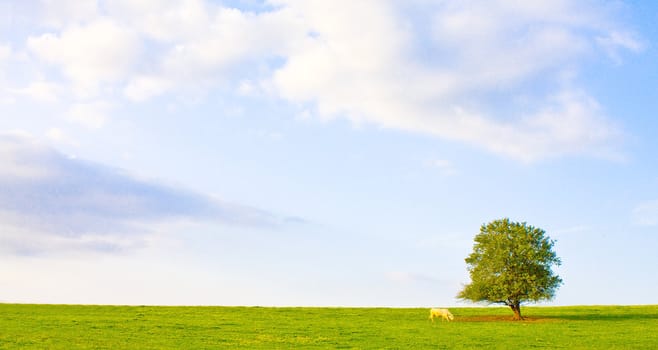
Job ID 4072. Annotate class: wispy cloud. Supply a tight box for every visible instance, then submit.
[0,132,286,255]
[10,0,643,160]
[632,200,658,227]
[596,30,645,64]
[10,80,61,103]
[27,18,140,95]
[272,0,634,162]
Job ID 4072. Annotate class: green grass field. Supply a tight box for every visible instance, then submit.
[1,304,657,349]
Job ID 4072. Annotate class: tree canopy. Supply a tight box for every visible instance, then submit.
[458,218,562,320]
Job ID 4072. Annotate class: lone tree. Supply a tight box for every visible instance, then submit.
[458,218,562,320]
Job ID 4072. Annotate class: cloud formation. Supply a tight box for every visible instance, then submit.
[632,200,658,227]
[27,18,140,93]
[271,0,632,161]
[0,133,282,255]
[9,0,644,161]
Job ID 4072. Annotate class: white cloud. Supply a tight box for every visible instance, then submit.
[632,200,658,226]
[0,214,150,256]
[39,0,99,28]
[429,0,591,88]
[516,91,622,160]
[67,101,111,129]
[0,43,10,60]
[0,132,58,180]
[121,4,304,90]
[45,127,65,142]
[104,0,213,43]
[14,0,642,161]
[237,80,259,96]
[27,19,140,94]
[123,75,173,102]
[11,80,60,103]
[0,133,290,254]
[45,127,79,147]
[99,0,306,101]
[442,90,623,162]
[0,43,12,86]
[596,30,645,64]
[271,0,633,161]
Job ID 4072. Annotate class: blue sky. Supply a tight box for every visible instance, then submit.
[1,0,657,307]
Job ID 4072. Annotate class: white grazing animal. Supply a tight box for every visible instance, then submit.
[429,308,454,322]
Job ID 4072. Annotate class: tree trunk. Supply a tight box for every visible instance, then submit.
[509,302,523,320]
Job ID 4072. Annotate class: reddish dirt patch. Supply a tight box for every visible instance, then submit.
[456,316,559,323]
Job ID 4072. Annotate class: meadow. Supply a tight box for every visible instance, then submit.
[1,304,657,349]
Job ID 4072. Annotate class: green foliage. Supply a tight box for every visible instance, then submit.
[1,304,657,349]
[458,218,562,319]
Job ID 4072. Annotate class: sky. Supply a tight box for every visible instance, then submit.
[1,0,657,307]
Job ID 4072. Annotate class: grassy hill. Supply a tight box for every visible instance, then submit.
[1,304,657,349]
